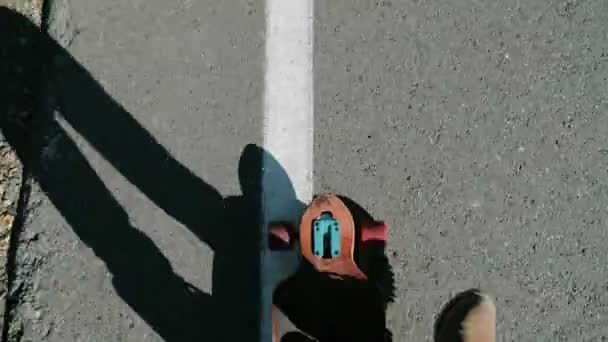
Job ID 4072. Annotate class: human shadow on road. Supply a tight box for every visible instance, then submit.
[0,7,273,341]
[1,8,396,342]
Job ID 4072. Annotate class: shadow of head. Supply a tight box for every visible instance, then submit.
[225,142,301,234]
[434,289,496,342]
[218,142,302,262]
[238,142,299,204]
[238,144,265,197]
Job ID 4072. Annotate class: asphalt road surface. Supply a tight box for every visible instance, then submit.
[5,0,608,341]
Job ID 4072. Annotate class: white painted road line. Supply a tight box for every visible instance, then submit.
[263,0,314,207]
[261,0,314,340]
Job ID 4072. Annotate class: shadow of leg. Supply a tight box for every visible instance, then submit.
[32,121,217,341]
[42,15,262,341]
[1,8,221,341]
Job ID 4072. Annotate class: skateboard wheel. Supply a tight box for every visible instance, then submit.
[361,221,387,242]
[269,223,291,250]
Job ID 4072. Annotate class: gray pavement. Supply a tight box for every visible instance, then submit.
[4,0,608,341]
[315,0,608,340]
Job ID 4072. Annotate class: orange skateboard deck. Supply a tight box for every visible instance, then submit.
[268,194,388,342]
